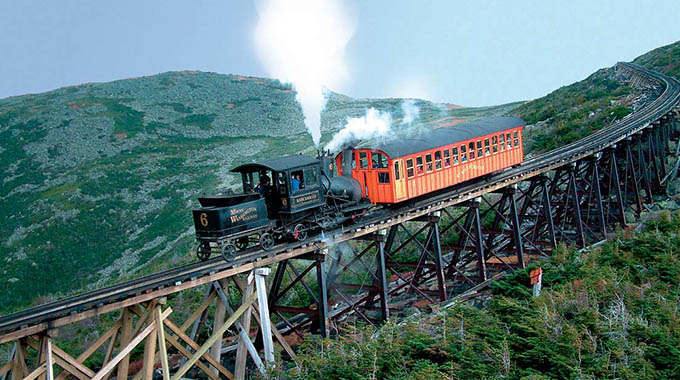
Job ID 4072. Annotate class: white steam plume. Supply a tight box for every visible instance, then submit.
[254,0,355,146]
[325,108,392,152]
[400,99,420,125]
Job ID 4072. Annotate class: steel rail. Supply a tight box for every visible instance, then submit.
[1,62,679,339]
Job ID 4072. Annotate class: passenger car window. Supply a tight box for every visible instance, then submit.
[477,140,483,158]
[499,134,505,151]
[468,142,475,160]
[513,131,519,147]
[492,136,498,153]
[443,149,451,167]
[484,139,490,156]
[372,152,388,168]
[416,156,424,175]
[452,147,459,165]
[359,152,368,168]
[406,159,414,178]
[425,154,433,172]
[394,161,401,180]
[435,151,442,170]
[506,133,512,149]
[461,145,467,162]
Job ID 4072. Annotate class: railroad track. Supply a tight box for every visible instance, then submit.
[1,62,679,339]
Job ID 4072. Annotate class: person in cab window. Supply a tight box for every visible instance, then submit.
[255,175,270,194]
[292,174,301,191]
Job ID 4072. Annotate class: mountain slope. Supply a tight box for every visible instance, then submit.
[0,72,514,313]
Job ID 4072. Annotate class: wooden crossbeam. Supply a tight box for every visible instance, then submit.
[54,319,121,380]
[0,362,13,379]
[163,319,233,380]
[90,308,171,380]
[162,334,219,380]
[179,292,216,333]
[20,364,45,380]
[231,277,296,360]
[25,338,95,380]
[170,292,257,380]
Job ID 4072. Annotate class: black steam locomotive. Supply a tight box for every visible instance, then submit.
[192,152,370,261]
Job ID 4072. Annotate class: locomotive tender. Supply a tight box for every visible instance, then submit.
[192,116,525,261]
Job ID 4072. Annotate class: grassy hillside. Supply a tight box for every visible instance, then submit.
[288,210,680,380]
[0,73,512,314]
[508,40,680,154]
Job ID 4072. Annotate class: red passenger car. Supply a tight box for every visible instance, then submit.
[335,117,525,204]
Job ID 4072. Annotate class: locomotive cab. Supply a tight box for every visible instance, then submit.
[232,155,325,222]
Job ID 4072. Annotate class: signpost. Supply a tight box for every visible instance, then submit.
[529,268,543,297]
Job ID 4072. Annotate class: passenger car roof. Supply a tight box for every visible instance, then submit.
[361,116,525,158]
[231,154,319,173]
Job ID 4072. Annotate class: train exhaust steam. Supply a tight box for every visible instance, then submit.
[254,0,356,146]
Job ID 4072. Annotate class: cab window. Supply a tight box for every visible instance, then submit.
[460,145,467,162]
[378,172,390,184]
[468,142,475,160]
[290,170,305,192]
[484,138,491,156]
[372,152,388,169]
[359,152,368,168]
[303,167,317,187]
[406,158,415,178]
[443,149,451,167]
[277,172,288,195]
[416,156,424,175]
[425,154,433,172]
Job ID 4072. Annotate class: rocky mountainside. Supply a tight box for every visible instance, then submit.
[0,71,516,313]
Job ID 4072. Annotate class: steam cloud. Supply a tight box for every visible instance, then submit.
[400,99,420,125]
[325,108,393,152]
[254,0,356,146]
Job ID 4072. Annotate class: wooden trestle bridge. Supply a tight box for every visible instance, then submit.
[1,63,680,379]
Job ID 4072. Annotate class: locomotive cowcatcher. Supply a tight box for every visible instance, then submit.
[192,153,371,261]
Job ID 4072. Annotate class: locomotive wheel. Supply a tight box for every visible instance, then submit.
[235,237,249,250]
[293,223,308,241]
[220,243,237,262]
[196,243,211,261]
[259,233,275,251]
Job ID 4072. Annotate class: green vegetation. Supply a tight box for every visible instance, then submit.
[510,71,633,153]
[634,40,680,79]
[289,211,680,379]
[176,113,216,129]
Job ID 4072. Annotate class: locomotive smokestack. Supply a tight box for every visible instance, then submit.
[342,148,353,177]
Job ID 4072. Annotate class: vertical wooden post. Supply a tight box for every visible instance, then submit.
[209,284,227,377]
[142,320,157,380]
[44,337,54,380]
[154,306,170,380]
[235,275,255,380]
[117,308,134,380]
[11,340,26,380]
[255,268,275,364]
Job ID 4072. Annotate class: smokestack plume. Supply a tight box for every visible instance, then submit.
[254,0,356,146]
[325,108,393,153]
